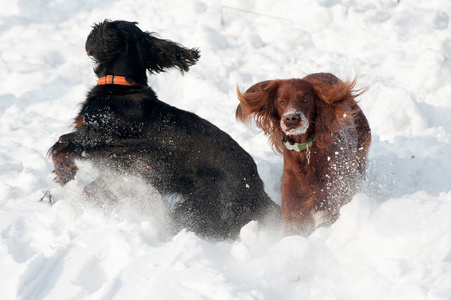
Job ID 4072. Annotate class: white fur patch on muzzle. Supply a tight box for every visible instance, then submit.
[280,110,309,136]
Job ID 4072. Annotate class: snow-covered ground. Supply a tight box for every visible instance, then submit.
[1,0,451,299]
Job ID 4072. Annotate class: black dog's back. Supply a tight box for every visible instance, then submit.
[49,20,280,240]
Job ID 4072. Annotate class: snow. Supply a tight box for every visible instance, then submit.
[1,0,451,299]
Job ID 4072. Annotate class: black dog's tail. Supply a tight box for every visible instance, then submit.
[142,34,200,74]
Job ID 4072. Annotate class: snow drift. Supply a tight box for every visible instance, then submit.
[1,0,450,299]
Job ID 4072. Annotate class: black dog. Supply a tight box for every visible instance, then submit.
[49,20,280,240]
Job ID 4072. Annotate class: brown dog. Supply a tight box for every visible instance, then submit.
[236,73,371,235]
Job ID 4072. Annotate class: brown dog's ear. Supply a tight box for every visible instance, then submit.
[236,80,280,124]
[303,73,360,106]
[236,80,284,153]
[307,75,364,148]
[312,78,358,105]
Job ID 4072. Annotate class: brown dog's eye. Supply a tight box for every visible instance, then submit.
[300,98,308,103]
[279,100,286,106]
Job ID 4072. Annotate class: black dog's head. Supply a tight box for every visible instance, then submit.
[85,19,200,86]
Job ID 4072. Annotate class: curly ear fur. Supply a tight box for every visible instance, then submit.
[141,34,200,74]
[307,75,365,148]
[85,19,200,85]
[236,80,285,153]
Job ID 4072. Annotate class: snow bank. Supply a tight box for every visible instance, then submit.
[1,0,450,299]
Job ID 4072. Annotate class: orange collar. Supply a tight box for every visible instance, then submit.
[97,75,135,86]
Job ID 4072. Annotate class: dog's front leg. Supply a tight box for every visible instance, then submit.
[281,176,317,235]
[49,133,83,185]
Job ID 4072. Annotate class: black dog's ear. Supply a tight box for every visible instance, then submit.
[141,33,200,74]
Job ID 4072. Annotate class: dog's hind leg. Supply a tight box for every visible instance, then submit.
[171,181,233,240]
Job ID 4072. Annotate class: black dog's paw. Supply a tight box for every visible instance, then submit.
[49,138,80,185]
[52,160,78,185]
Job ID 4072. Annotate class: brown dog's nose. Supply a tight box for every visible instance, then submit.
[285,114,299,125]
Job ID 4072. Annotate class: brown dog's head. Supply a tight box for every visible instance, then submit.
[237,73,363,153]
[85,19,200,85]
